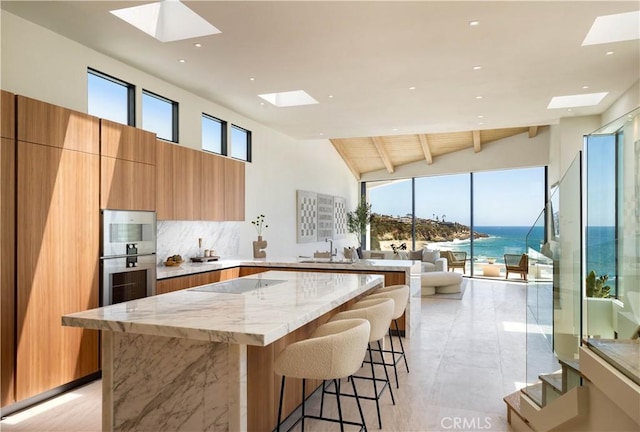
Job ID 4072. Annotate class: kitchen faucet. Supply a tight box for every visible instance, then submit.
[326,238,335,260]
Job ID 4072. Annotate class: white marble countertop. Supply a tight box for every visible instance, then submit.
[63,270,384,346]
[157,256,421,280]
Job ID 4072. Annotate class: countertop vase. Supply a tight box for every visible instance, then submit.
[253,235,267,258]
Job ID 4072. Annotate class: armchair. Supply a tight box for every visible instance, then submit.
[504,253,528,280]
[441,250,467,274]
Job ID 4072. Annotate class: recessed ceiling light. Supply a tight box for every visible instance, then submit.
[392,128,398,131]
[194,43,202,48]
[477,115,484,118]
[479,122,485,125]
[469,20,480,26]
[568,108,573,112]
[259,102,265,105]
[473,66,482,70]
[547,92,608,109]
[582,85,590,89]
[328,95,334,99]
[475,95,483,99]
[178,59,186,63]
[249,77,255,81]
[319,133,324,136]
[409,86,416,90]
[605,51,615,55]
[582,11,640,46]
[258,90,319,107]
[110,0,221,42]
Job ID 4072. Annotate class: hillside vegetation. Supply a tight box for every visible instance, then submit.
[371,213,487,248]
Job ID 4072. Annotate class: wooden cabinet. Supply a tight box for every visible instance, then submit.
[156,268,240,295]
[155,140,174,220]
[1,90,15,139]
[155,142,245,221]
[172,145,201,220]
[1,137,15,407]
[16,140,100,401]
[201,152,225,220]
[224,158,245,221]
[16,96,99,153]
[100,120,156,211]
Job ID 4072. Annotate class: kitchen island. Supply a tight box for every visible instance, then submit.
[63,270,384,432]
[157,257,422,338]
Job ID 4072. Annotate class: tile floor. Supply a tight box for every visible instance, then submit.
[1,278,526,431]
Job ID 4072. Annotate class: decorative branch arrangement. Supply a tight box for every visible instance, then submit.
[251,214,269,236]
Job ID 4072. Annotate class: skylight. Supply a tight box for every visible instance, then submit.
[582,10,640,46]
[258,90,319,108]
[547,92,608,109]
[110,0,221,43]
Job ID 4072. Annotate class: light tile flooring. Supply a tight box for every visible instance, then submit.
[1,278,526,431]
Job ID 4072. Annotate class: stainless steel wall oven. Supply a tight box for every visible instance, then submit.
[100,210,156,306]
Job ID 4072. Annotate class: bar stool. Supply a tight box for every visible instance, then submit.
[274,318,370,432]
[324,297,395,429]
[367,284,410,388]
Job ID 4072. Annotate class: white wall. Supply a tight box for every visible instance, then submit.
[1,11,358,259]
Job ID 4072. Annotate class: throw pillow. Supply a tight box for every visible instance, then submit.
[422,249,440,264]
[408,250,423,260]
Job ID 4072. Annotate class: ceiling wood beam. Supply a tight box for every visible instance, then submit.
[417,134,433,165]
[528,126,539,138]
[371,136,394,174]
[330,139,361,180]
[472,130,481,153]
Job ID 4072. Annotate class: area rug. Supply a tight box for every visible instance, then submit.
[431,279,467,300]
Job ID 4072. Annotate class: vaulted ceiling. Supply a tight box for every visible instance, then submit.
[2,1,638,176]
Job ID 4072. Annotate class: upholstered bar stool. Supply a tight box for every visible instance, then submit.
[325,297,395,429]
[274,318,371,432]
[367,284,410,388]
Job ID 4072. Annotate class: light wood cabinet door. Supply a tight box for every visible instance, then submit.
[101,156,156,211]
[16,96,99,154]
[155,140,174,220]
[100,119,156,164]
[156,277,189,295]
[201,152,225,220]
[16,141,100,401]
[172,145,201,220]
[1,90,15,139]
[1,138,15,406]
[224,158,245,221]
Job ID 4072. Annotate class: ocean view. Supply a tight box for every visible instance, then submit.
[427,225,544,264]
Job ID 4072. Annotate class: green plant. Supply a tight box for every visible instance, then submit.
[586,270,611,298]
[346,197,372,245]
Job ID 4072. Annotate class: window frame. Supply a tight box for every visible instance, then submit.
[230,124,252,162]
[87,67,135,126]
[202,113,228,155]
[142,89,179,142]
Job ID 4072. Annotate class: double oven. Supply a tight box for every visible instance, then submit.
[100,210,156,306]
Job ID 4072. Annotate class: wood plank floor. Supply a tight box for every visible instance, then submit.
[1,278,525,431]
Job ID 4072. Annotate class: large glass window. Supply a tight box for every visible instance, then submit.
[202,114,227,155]
[142,90,178,142]
[415,174,471,272]
[586,134,617,297]
[230,125,251,161]
[369,179,412,250]
[473,167,546,277]
[87,68,134,125]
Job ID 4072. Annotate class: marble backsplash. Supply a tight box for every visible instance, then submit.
[157,221,241,264]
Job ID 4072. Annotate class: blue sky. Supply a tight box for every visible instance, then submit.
[369,167,546,227]
[586,134,616,226]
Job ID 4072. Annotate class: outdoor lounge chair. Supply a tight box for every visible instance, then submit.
[504,253,528,280]
[442,250,467,274]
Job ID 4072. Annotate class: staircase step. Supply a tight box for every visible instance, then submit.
[521,382,543,406]
[558,357,581,375]
[539,371,563,394]
[504,390,530,427]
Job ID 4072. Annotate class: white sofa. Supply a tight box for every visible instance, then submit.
[359,248,447,273]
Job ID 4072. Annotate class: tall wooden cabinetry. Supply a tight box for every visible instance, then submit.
[155,142,243,221]
[100,119,156,211]
[1,90,16,407]
[13,96,100,402]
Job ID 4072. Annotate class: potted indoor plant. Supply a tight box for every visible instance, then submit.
[345,197,372,258]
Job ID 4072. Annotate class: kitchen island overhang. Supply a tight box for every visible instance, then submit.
[63,270,385,431]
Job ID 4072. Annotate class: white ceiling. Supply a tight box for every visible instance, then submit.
[2,1,639,140]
